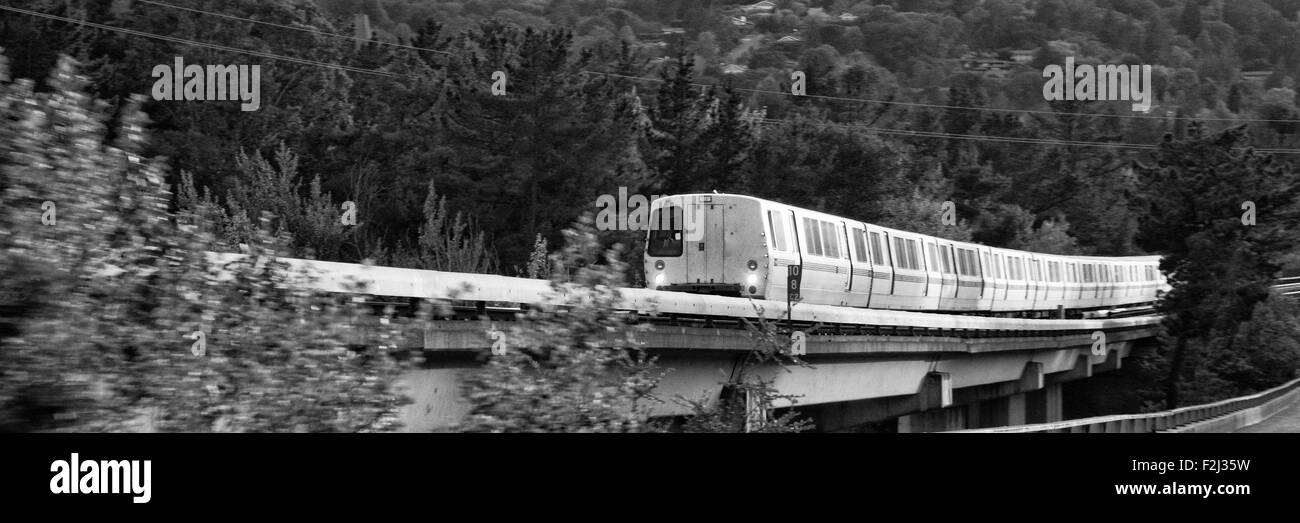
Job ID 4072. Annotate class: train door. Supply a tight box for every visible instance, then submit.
[764,208,799,302]
[977,249,996,311]
[702,201,727,283]
[847,225,873,308]
[834,221,852,306]
[988,251,1008,311]
[937,242,958,309]
[922,240,942,310]
[865,227,894,308]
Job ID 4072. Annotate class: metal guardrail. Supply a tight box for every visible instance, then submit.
[947,376,1300,433]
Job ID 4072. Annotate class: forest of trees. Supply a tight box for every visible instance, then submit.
[2,0,1300,429]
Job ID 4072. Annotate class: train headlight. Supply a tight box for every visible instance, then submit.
[747,274,758,286]
[747,260,758,271]
[655,260,665,270]
[654,273,665,287]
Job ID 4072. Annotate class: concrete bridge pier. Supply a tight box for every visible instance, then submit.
[897,382,1064,433]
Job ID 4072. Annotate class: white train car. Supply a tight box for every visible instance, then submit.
[645,194,1166,315]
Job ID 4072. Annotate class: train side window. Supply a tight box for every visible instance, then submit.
[893,237,908,269]
[928,244,939,272]
[851,228,868,262]
[803,218,822,256]
[907,239,920,270]
[821,222,842,259]
[970,251,981,277]
[870,232,887,265]
[981,253,991,278]
[647,206,684,257]
[767,211,788,252]
[939,245,953,274]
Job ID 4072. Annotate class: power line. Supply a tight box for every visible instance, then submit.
[750,118,1300,154]
[135,0,452,56]
[585,70,1300,124]
[0,4,408,79]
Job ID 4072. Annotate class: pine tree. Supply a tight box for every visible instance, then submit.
[1133,124,1300,407]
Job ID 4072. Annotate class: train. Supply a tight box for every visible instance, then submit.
[643,193,1166,316]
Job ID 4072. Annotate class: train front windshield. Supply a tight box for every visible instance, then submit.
[647,205,684,257]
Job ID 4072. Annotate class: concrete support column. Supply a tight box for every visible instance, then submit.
[1045,382,1063,423]
[898,406,967,433]
[966,400,983,429]
[1024,382,1064,424]
[1007,393,1027,426]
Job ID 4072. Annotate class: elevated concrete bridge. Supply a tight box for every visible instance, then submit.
[214,253,1164,432]
[413,319,1156,432]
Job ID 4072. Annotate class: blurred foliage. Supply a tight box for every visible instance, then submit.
[677,305,814,433]
[0,56,417,432]
[457,215,662,432]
